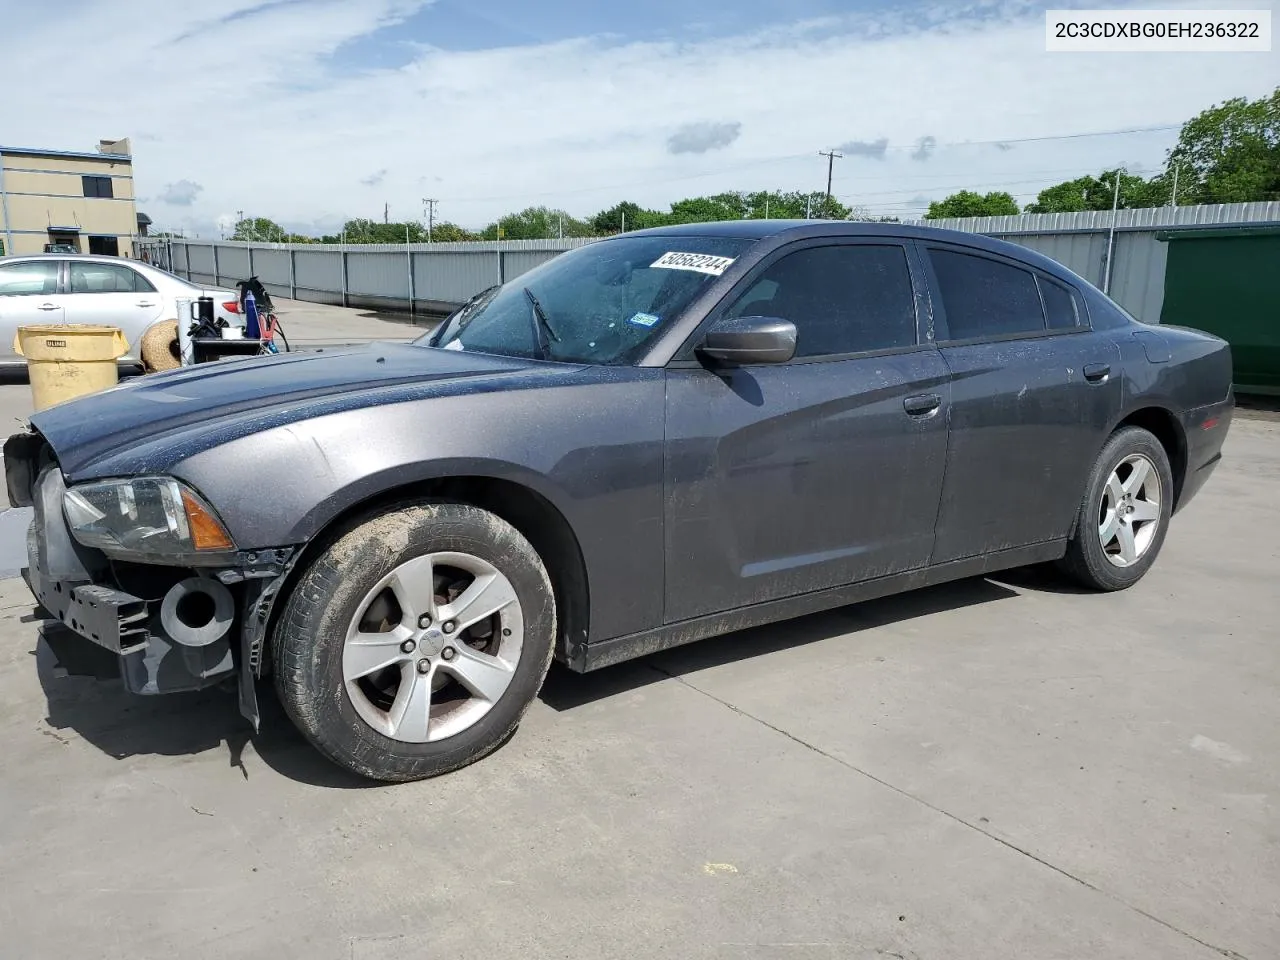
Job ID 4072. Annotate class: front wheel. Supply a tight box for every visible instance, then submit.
[272,502,556,782]
[1057,426,1174,591]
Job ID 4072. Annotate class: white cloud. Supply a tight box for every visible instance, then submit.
[158,179,204,205]
[838,138,890,160]
[910,136,938,163]
[667,121,743,155]
[2,0,1276,231]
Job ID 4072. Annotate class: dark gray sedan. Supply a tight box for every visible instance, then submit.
[5,220,1234,781]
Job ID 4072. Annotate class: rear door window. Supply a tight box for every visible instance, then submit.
[69,262,155,294]
[928,248,1046,340]
[0,261,59,296]
[1038,275,1081,329]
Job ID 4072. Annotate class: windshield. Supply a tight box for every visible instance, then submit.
[425,236,751,364]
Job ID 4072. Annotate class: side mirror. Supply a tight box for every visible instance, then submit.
[697,316,797,365]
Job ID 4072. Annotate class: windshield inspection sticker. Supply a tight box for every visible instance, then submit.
[628,312,661,328]
[650,251,736,276]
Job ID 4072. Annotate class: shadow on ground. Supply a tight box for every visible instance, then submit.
[539,575,1019,711]
[31,574,1023,789]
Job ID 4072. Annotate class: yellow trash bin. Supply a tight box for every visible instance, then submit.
[13,324,130,412]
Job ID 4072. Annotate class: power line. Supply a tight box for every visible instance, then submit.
[836,169,1161,203]
[437,122,1181,205]
[442,153,813,204]
[831,164,1120,186]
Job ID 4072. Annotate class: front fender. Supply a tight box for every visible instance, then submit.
[170,376,668,643]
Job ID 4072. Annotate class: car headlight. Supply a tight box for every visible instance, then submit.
[63,477,235,560]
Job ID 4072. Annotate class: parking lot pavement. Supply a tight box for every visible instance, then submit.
[0,410,1276,959]
[268,297,435,348]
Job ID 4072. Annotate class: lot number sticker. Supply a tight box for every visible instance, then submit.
[650,251,736,276]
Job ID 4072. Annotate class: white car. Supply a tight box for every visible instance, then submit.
[0,254,241,369]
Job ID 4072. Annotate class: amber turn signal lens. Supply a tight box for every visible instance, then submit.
[180,488,235,551]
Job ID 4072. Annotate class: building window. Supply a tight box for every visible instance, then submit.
[82,175,114,199]
[88,236,120,256]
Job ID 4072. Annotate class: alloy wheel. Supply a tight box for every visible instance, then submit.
[342,551,524,742]
[1097,453,1162,568]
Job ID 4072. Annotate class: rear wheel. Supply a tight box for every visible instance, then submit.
[1057,426,1173,591]
[272,502,556,781]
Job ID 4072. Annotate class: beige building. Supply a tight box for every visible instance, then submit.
[0,138,138,257]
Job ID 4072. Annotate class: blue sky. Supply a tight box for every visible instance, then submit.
[2,0,1276,237]
[333,0,860,62]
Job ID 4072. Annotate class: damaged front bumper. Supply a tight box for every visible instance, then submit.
[14,447,297,730]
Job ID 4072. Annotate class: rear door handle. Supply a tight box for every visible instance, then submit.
[903,394,942,417]
[136,300,156,307]
[1083,362,1111,383]
[37,303,60,311]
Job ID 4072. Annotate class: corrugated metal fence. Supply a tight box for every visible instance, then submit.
[906,202,1280,323]
[151,237,595,315]
[144,202,1280,324]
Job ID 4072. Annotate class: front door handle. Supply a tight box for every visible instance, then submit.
[1083,362,1111,383]
[904,394,942,417]
[37,303,60,311]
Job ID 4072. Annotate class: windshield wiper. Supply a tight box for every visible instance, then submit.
[523,286,560,359]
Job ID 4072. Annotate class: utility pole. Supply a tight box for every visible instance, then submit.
[818,149,843,202]
[422,198,438,241]
[620,211,625,233]
[1103,171,1122,295]
[806,195,813,219]
[558,213,563,240]
[384,202,389,224]
[1170,163,1180,207]
[235,209,245,239]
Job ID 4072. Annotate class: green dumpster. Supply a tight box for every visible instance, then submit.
[1158,227,1280,395]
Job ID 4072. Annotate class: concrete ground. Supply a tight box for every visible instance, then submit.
[0,311,1277,959]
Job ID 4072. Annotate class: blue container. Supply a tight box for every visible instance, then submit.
[243,291,261,339]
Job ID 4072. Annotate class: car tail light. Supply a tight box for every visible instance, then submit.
[222,300,240,314]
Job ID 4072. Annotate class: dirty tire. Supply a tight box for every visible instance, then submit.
[1057,426,1173,591]
[272,502,556,782]
[139,320,181,372]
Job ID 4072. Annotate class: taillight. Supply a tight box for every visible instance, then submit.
[222,300,240,314]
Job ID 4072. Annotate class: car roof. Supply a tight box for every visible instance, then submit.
[0,253,142,265]
[620,219,1073,278]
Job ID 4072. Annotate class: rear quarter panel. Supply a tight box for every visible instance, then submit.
[1107,317,1233,511]
[1111,324,1234,414]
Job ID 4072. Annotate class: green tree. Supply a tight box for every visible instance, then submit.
[482,206,592,240]
[1168,88,1280,204]
[591,201,646,234]
[1024,168,1168,214]
[741,190,850,220]
[340,219,430,243]
[665,191,752,223]
[231,217,286,241]
[924,190,1019,219]
[428,221,476,242]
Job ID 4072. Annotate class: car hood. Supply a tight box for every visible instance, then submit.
[30,342,552,479]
